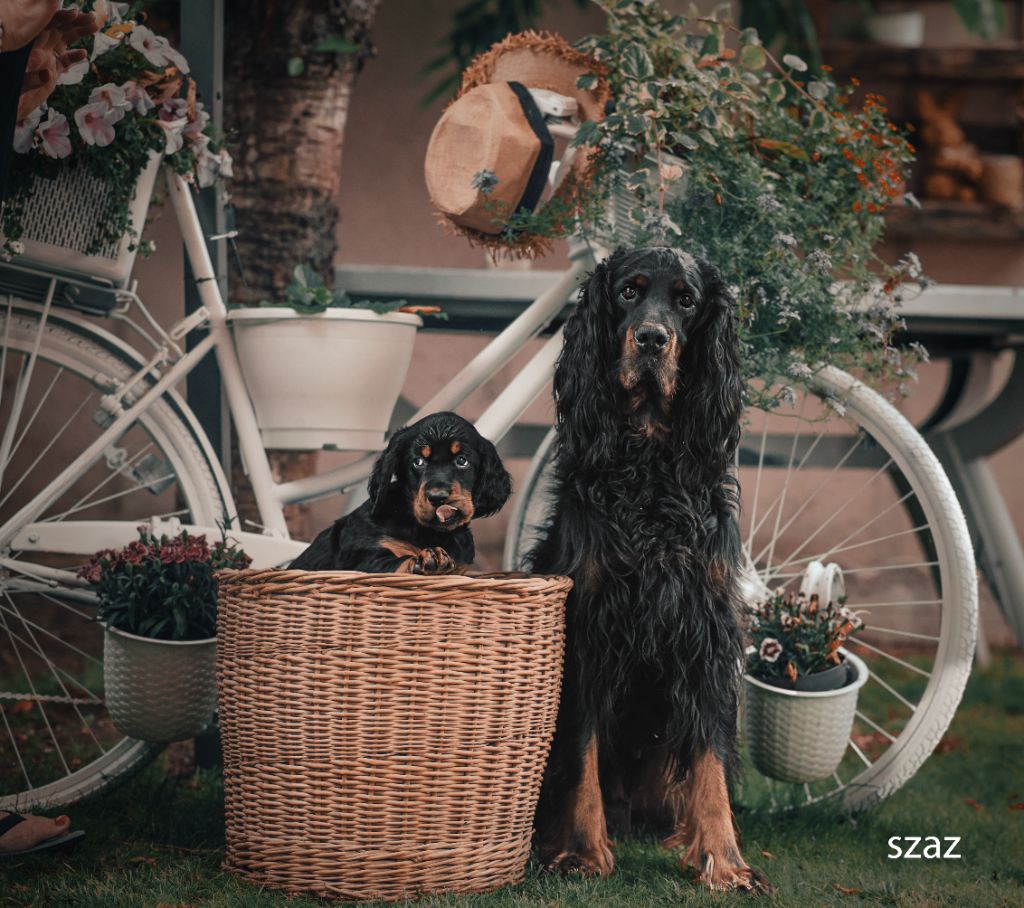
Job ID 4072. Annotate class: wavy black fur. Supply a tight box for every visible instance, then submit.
[529,246,746,837]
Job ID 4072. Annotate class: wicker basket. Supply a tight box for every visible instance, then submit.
[6,150,161,288]
[215,569,571,902]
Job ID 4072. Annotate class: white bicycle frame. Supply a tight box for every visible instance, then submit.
[2,168,591,569]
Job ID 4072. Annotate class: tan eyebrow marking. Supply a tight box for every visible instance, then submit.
[421,445,431,458]
[451,441,461,454]
[633,274,649,288]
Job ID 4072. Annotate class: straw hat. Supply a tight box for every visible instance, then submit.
[425,31,610,258]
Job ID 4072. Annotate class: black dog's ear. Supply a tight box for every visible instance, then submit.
[367,426,412,521]
[472,434,513,518]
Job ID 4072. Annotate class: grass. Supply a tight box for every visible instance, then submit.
[2,651,1022,908]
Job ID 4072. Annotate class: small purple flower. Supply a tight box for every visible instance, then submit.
[758,637,783,663]
[38,112,72,159]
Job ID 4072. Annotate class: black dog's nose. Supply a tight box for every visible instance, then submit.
[634,323,671,350]
[426,488,450,505]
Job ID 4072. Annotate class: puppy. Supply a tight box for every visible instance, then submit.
[289,412,512,574]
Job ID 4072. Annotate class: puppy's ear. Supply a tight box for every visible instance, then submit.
[367,426,411,520]
[472,435,513,518]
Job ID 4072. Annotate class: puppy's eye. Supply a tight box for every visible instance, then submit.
[454,454,469,469]
[412,456,427,469]
[619,285,638,302]
[678,293,696,311]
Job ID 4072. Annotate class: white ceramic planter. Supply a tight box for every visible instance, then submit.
[228,307,422,451]
[743,649,869,783]
[865,11,925,47]
[103,625,217,742]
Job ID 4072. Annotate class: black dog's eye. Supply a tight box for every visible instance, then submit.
[412,456,427,469]
[619,285,638,302]
[454,454,469,469]
[677,292,696,311]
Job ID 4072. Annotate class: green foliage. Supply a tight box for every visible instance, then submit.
[747,590,866,682]
[2,1,230,258]
[507,1,926,406]
[78,527,251,641]
[256,264,448,319]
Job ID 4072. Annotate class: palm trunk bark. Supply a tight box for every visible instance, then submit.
[224,0,381,537]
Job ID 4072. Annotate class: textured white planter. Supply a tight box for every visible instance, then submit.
[865,11,925,47]
[229,307,422,451]
[103,625,217,742]
[4,150,161,288]
[743,650,869,783]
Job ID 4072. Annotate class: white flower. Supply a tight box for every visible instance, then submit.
[758,637,783,663]
[839,606,865,629]
[128,25,190,73]
[13,108,44,154]
[195,147,232,187]
[156,117,187,154]
[74,101,121,147]
[95,1,130,24]
[89,83,130,111]
[57,56,90,85]
[37,111,72,159]
[91,31,122,60]
[184,102,210,140]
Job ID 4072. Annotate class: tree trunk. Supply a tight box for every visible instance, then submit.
[224,0,380,538]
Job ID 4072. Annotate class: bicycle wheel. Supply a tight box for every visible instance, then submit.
[0,304,229,811]
[504,365,977,812]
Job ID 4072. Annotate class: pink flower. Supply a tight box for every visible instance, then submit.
[13,108,43,153]
[122,81,155,115]
[74,102,122,147]
[758,637,783,663]
[89,83,130,111]
[37,112,71,159]
[57,56,89,86]
[128,25,190,74]
[184,102,210,139]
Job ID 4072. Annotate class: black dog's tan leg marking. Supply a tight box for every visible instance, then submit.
[378,539,455,575]
[544,735,615,878]
[665,750,772,894]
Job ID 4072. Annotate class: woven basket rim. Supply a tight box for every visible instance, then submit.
[215,567,573,591]
[744,649,868,699]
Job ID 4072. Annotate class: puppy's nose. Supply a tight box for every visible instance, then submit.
[634,323,671,351]
[426,487,450,505]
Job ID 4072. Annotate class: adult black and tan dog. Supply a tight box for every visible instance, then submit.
[529,247,771,893]
[290,412,511,574]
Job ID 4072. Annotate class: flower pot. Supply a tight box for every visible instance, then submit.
[6,150,161,288]
[865,11,925,47]
[103,625,217,742]
[743,650,868,783]
[228,307,422,451]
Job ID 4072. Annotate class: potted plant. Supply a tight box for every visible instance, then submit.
[742,588,869,783]
[78,525,251,742]
[229,264,443,451]
[2,0,231,286]
[486,2,927,408]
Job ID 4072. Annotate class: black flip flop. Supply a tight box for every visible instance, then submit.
[0,812,85,857]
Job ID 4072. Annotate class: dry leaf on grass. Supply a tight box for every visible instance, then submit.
[760,850,774,859]
[832,883,861,894]
[1009,803,1024,811]
[964,798,985,812]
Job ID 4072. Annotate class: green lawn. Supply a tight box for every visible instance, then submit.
[3,652,1022,908]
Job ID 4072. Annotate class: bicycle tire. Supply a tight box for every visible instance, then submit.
[0,307,229,811]
[504,365,977,812]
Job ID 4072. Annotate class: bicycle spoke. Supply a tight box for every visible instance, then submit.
[0,614,102,705]
[855,710,898,744]
[843,599,941,609]
[0,594,105,755]
[0,389,93,510]
[862,626,940,643]
[867,668,918,713]
[0,704,32,792]
[847,736,873,769]
[763,394,808,576]
[855,636,932,676]
[745,417,769,553]
[0,596,102,668]
[43,441,154,520]
[777,524,930,573]
[0,601,70,776]
[43,471,175,523]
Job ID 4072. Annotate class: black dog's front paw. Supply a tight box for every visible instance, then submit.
[412,547,456,575]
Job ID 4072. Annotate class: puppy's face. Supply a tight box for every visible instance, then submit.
[611,247,705,406]
[405,432,478,531]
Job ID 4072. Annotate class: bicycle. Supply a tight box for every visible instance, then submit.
[0,95,976,815]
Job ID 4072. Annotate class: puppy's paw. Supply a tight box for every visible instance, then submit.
[412,547,456,575]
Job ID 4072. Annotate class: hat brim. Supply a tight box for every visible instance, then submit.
[437,31,610,259]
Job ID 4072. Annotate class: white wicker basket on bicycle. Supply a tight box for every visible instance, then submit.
[4,150,161,288]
